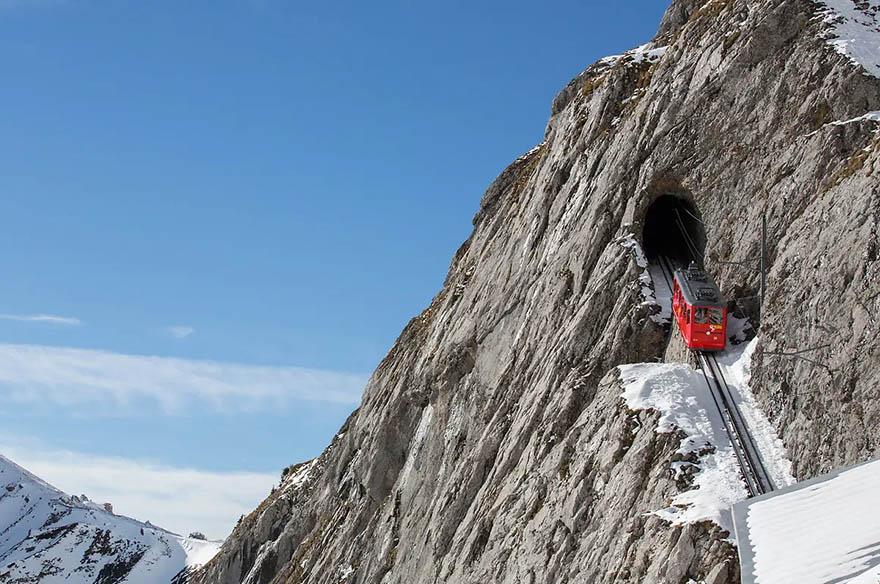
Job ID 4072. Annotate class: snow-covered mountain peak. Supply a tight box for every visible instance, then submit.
[0,454,219,583]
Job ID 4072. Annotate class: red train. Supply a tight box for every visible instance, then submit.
[672,263,727,351]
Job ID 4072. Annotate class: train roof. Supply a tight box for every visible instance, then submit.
[674,265,725,308]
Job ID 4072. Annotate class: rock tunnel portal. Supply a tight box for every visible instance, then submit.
[642,195,706,266]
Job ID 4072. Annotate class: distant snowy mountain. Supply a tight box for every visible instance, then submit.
[0,454,219,584]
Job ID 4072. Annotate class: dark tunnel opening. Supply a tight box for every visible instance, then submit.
[642,195,706,265]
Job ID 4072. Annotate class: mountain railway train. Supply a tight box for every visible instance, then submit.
[672,263,727,351]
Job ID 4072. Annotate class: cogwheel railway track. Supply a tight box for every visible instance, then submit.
[657,256,775,498]
[697,352,775,497]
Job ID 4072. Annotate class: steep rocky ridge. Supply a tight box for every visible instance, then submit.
[195,0,880,582]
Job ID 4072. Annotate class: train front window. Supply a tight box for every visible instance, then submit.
[694,307,723,325]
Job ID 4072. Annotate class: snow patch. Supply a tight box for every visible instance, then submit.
[514,142,545,163]
[806,110,880,137]
[619,235,671,325]
[817,0,880,78]
[832,110,880,125]
[600,43,669,68]
[646,262,673,324]
[0,454,220,583]
[736,458,880,584]
[726,313,753,344]
[337,563,355,580]
[619,339,794,536]
[620,362,746,534]
[283,459,319,493]
[618,233,648,268]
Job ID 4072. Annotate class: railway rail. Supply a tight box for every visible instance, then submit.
[656,255,775,498]
[697,352,775,496]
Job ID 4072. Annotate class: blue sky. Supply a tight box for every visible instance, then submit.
[0,0,669,538]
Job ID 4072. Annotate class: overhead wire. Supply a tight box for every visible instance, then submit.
[674,209,704,262]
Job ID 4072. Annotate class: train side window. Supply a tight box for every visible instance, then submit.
[685,307,691,323]
[709,308,723,325]
[694,307,708,324]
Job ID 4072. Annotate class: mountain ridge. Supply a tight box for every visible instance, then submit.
[0,454,219,584]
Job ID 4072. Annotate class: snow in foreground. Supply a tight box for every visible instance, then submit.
[619,339,794,536]
[735,458,880,584]
[0,454,220,583]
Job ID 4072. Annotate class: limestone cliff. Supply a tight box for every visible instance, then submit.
[194,0,880,582]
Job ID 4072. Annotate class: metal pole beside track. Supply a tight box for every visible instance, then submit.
[760,212,767,322]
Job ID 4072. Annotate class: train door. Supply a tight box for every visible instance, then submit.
[683,305,692,341]
[672,279,682,319]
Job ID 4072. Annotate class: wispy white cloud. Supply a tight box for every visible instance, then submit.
[0,343,367,414]
[167,325,195,339]
[0,441,277,540]
[0,313,82,326]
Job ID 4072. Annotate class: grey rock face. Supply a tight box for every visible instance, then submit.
[195,1,880,582]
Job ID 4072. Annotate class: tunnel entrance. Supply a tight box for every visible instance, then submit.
[642,195,706,265]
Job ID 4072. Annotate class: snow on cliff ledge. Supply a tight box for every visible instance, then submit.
[818,0,880,78]
[599,43,668,68]
[618,340,795,536]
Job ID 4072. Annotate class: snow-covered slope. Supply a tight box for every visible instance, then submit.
[819,0,880,78]
[0,454,219,584]
[619,339,796,536]
[734,458,880,584]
